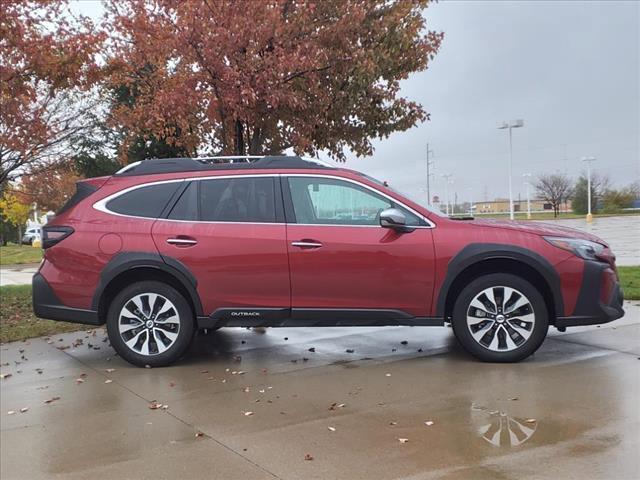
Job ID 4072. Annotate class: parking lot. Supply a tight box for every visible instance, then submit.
[2,302,639,480]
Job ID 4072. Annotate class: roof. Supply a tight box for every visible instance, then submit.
[115,155,335,177]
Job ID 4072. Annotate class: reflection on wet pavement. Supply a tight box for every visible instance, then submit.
[1,302,639,480]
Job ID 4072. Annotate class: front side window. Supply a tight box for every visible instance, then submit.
[287,177,424,226]
[106,182,181,218]
[200,177,276,223]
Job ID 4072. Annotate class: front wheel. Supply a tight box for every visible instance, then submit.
[451,273,548,362]
[106,281,195,367]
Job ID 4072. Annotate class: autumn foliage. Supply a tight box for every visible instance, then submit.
[103,0,443,160]
[0,0,104,185]
[2,0,442,188]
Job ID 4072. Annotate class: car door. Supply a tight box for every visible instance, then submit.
[152,175,290,319]
[283,175,436,320]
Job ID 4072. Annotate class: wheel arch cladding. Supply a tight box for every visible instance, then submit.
[437,243,563,322]
[92,252,203,323]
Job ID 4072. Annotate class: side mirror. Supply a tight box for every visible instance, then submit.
[379,208,414,233]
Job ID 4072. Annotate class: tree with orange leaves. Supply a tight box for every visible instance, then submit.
[0,0,104,186]
[103,0,443,160]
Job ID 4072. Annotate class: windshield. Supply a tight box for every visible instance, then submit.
[357,173,449,218]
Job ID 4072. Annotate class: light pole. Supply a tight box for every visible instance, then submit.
[522,173,532,219]
[582,156,596,222]
[426,143,434,207]
[498,119,524,220]
[441,173,453,215]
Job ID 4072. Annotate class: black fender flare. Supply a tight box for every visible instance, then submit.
[435,243,564,317]
[91,252,204,316]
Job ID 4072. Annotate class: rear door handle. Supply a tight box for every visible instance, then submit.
[167,237,198,246]
[291,241,323,248]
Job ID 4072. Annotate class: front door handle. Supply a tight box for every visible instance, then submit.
[291,240,323,248]
[167,237,198,246]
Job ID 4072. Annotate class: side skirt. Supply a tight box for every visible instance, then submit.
[198,308,444,329]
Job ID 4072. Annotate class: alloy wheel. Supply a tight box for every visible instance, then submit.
[118,293,181,356]
[466,286,535,352]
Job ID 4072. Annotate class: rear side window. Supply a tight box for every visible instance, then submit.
[106,182,180,218]
[200,177,276,223]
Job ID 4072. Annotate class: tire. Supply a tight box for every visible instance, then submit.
[106,281,195,367]
[451,273,548,362]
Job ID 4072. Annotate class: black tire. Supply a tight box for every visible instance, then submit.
[106,281,195,367]
[451,273,548,362]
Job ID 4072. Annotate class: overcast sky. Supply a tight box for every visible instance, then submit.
[72,0,639,205]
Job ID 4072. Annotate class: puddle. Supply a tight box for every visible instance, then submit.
[471,403,537,447]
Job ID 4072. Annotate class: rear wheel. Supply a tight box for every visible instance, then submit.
[106,281,195,367]
[451,273,548,362]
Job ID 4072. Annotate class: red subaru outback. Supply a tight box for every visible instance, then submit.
[33,156,624,367]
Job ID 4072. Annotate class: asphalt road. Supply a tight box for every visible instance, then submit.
[1,302,639,480]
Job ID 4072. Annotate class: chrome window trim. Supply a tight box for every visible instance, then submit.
[92,172,436,228]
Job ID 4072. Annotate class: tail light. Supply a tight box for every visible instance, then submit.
[42,226,74,249]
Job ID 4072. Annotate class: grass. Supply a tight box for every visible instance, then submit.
[0,244,43,266]
[0,285,81,343]
[1,267,639,343]
[618,266,640,301]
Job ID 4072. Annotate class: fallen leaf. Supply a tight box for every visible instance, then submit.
[7,410,16,415]
[304,453,314,461]
[424,421,434,426]
[0,373,12,379]
[148,401,164,410]
[105,368,116,373]
[525,418,537,423]
[104,379,113,384]
[401,341,408,345]
[328,426,336,432]
[169,381,175,387]
[389,421,397,426]
[385,373,391,377]
[243,411,254,416]
[20,407,29,413]
[398,438,409,444]
[509,397,519,401]
[243,387,250,393]
[195,431,205,437]
[76,378,85,384]
[308,347,315,352]
[345,349,355,353]
[44,396,60,404]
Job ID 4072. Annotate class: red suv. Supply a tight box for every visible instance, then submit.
[33,156,624,366]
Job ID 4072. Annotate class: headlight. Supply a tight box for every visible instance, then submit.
[544,236,606,261]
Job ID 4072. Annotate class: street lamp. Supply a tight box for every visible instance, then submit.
[582,156,596,222]
[522,173,532,219]
[441,173,453,215]
[498,119,524,220]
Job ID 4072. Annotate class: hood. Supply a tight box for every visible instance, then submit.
[465,218,608,246]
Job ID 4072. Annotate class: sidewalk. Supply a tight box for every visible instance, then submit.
[0,264,38,287]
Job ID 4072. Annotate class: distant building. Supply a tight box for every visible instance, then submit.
[473,198,570,214]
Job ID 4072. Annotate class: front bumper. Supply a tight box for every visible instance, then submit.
[555,260,625,328]
[32,273,101,325]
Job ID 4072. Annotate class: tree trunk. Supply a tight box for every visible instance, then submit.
[234,120,245,155]
[17,225,22,245]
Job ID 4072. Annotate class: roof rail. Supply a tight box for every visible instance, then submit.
[114,155,335,177]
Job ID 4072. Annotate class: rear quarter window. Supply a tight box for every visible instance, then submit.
[106,182,181,218]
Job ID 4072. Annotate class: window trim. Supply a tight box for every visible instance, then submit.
[93,173,435,228]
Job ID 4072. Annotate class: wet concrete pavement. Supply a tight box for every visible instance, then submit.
[2,302,639,480]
